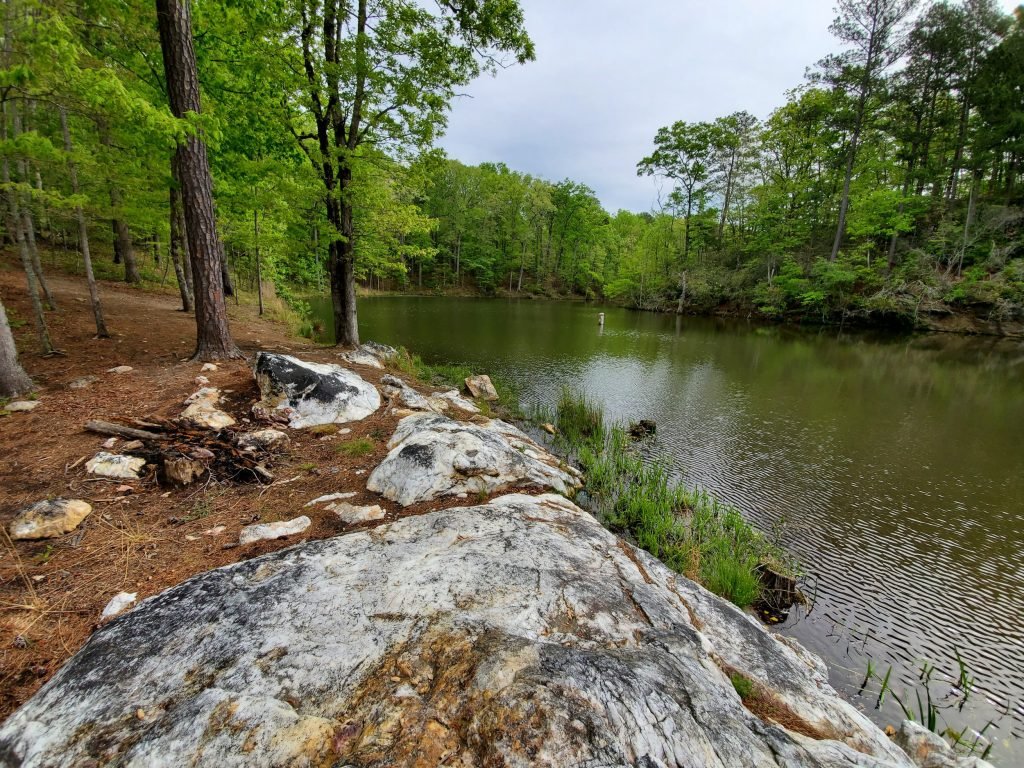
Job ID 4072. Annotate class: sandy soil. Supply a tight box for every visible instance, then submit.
[0,260,521,719]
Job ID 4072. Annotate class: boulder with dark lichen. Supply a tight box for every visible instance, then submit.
[0,494,924,768]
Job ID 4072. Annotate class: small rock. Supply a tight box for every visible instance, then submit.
[4,401,39,413]
[115,485,134,495]
[235,429,289,452]
[340,348,385,370]
[68,376,97,390]
[102,438,118,449]
[100,592,137,620]
[329,503,385,525]
[200,363,218,372]
[304,492,357,507]
[106,366,133,374]
[238,516,311,546]
[464,374,499,401]
[541,423,557,436]
[431,390,480,414]
[121,440,144,452]
[339,428,351,435]
[893,719,995,767]
[163,457,206,487]
[202,525,226,537]
[181,388,235,430]
[86,453,146,480]
[8,499,93,540]
[194,375,210,386]
[189,447,215,460]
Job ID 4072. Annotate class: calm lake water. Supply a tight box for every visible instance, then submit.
[313,296,1024,759]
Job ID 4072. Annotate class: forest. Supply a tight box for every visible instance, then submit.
[0,0,1022,380]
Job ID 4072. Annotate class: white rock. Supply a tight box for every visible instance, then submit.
[201,363,218,372]
[181,387,235,430]
[303,492,357,507]
[253,352,380,429]
[4,400,39,412]
[0,494,919,767]
[235,429,289,452]
[107,365,133,374]
[340,348,384,369]
[238,516,311,546]
[8,499,92,540]
[894,720,995,768]
[431,389,480,414]
[102,437,118,449]
[100,591,137,620]
[465,374,499,401]
[68,376,97,389]
[367,412,582,506]
[86,452,146,480]
[194,375,210,386]
[329,502,385,525]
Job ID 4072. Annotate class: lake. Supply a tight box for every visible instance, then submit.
[312,295,1024,760]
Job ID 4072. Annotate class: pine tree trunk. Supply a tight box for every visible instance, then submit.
[156,0,239,360]
[0,295,32,398]
[254,209,263,316]
[61,106,109,338]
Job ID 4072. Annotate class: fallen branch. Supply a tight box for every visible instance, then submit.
[84,420,169,442]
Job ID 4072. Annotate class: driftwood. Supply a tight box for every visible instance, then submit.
[85,420,168,442]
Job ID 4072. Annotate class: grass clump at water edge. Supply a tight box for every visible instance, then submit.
[554,388,788,609]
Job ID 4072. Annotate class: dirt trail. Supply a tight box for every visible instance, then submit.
[0,262,505,719]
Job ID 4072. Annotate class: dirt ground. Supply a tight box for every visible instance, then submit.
[0,259,524,719]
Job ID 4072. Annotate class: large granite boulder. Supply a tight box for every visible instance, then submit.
[366,412,581,505]
[253,352,380,429]
[0,494,916,767]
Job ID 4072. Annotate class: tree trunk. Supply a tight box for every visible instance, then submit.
[0,295,32,397]
[61,106,109,338]
[9,102,56,309]
[96,124,142,284]
[254,208,264,316]
[332,165,359,347]
[2,110,52,354]
[169,186,193,312]
[156,0,240,360]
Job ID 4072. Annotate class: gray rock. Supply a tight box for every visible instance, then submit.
[106,365,133,374]
[379,374,433,411]
[238,515,311,546]
[465,374,498,401]
[361,340,398,361]
[86,452,146,480]
[181,388,236,430]
[8,499,92,540]
[0,494,916,767]
[235,429,289,453]
[367,412,582,506]
[894,720,994,768]
[253,353,380,429]
[4,400,39,413]
[68,376,97,389]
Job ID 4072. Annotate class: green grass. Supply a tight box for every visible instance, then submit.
[335,437,374,457]
[730,672,755,701]
[553,390,789,609]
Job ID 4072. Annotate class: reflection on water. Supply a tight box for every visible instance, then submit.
[313,296,1024,759]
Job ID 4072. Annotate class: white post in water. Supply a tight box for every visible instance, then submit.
[598,312,605,326]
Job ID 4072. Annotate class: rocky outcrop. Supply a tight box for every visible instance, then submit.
[8,499,92,540]
[366,412,581,505]
[253,353,380,429]
[894,721,993,768]
[0,494,919,767]
[380,375,481,415]
[340,342,398,370]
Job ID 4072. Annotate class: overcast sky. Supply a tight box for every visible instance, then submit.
[438,0,1022,214]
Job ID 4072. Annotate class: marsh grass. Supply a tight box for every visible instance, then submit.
[335,437,374,457]
[554,389,787,609]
